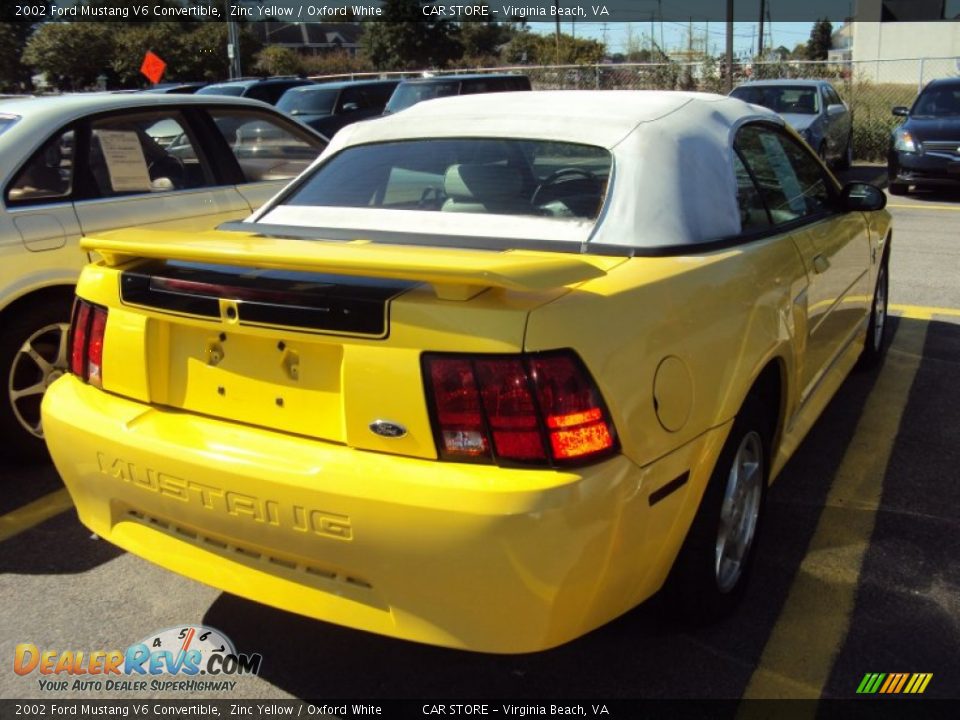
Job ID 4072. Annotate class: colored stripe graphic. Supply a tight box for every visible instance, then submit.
[858,673,933,694]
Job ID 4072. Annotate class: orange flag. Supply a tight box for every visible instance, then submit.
[140,50,166,85]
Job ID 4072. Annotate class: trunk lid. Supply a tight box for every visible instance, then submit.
[81,228,622,460]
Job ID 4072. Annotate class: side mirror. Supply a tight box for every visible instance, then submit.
[841,182,886,212]
[892,106,909,117]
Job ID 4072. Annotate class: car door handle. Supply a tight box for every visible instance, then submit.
[813,254,831,274]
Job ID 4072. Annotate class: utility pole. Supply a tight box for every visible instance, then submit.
[554,0,561,64]
[725,0,734,92]
[758,0,766,58]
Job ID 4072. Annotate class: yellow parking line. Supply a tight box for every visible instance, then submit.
[887,203,960,211]
[889,303,960,321]
[0,488,74,543]
[742,320,928,699]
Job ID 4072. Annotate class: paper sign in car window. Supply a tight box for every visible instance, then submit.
[97,130,152,192]
[758,133,807,216]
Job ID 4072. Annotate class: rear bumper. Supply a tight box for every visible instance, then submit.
[43,376,729,653]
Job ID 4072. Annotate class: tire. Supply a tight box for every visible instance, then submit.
[664,394,769,623]
[888,182,908,196]
[0,296,73,463]
[856,261,889,371]
[835,135,852,171]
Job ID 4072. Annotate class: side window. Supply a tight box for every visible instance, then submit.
[733,154,771,233]
[366,83,396,107]
[88,112,208,198]
[210,110,323,183]
[825,86,843,106]
[337,87,366,113]
[735,125,833,225]
[6,129,74,205]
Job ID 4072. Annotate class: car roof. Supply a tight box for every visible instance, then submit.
[330,90,778,151]
[397,74,527,85]
[733,79,830,88]
[923,77,960,90]
[290,91,781,248]
[289,79,398,93]
[0,92,278,119]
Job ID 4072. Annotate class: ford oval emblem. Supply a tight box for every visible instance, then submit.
[369,420,407,439]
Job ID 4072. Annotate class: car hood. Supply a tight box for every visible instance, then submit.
[903,116,960,141]
[780,113,816,132]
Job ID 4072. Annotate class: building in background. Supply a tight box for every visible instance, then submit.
[840,0,960,83]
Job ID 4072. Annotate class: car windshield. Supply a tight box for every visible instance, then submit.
[384,81,460,114]
[196,84,247,97]
[279,138,611,222]
[732,86,820,115]
[912,86,960,117]
[277,88,338,116]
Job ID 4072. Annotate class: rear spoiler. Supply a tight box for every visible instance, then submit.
[82,228,613,301]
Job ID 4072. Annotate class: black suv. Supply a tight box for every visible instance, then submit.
[196,77,314,106]
[277,80,399,137]
[383,74,531,115]
[889,78,960,195]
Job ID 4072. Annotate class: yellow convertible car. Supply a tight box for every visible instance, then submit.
[43,91,891,653]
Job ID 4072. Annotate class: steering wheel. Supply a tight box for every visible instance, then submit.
[531,168,599,206]
[147,155,186,189]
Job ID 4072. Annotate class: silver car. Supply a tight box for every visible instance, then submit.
[0,93,327,461]
[730,79,853,169]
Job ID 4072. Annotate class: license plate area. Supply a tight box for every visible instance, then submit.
[160,324,345,442]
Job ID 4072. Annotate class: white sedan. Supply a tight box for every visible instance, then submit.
[0,93,326,461]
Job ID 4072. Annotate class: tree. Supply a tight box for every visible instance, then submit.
[361,0,462,70]
[110,22,183,87]
[0,22,35,91]
[254,46,303,76]
[23,22,117,90]
[805,18,833,60]
[459,16,513,65]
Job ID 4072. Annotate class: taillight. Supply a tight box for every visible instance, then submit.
[423,350,618,467]
[69,298,108,388]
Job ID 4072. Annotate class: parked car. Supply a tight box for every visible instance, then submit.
[44,91,890,653]
[382,73,531,114]
[0,93,327,461]
[196,77,314,106]
[277,79,399,137]
[140,82,208,95]
[730,79,853,169]
[888,77,960,195]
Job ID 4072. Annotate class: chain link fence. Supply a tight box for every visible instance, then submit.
[312,57,960,163]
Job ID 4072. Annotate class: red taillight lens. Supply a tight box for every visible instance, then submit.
[69,301,91,377]
[423,351,617,467]
[529,355,615,461]
[69,298,107,387]
[428,357,490,460]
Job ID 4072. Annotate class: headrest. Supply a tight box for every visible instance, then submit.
[444,163,522,201]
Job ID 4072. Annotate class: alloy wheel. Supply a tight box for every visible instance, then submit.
[715,430,764,593]
[8,322,70,438]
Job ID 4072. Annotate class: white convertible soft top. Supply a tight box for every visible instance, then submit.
[257,91,783,248]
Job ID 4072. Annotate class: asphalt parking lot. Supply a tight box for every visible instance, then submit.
[2,170,958,704]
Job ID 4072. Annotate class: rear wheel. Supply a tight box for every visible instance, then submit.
[0,298,73,463]
[664,395,769,622]
[835,135,852,170]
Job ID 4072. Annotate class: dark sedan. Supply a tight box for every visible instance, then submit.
[276,79,398,137]
[888,78,960,195]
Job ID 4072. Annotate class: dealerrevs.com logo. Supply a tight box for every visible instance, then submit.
[14,625,262,693]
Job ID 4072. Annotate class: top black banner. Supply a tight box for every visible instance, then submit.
[4,0,960,24]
